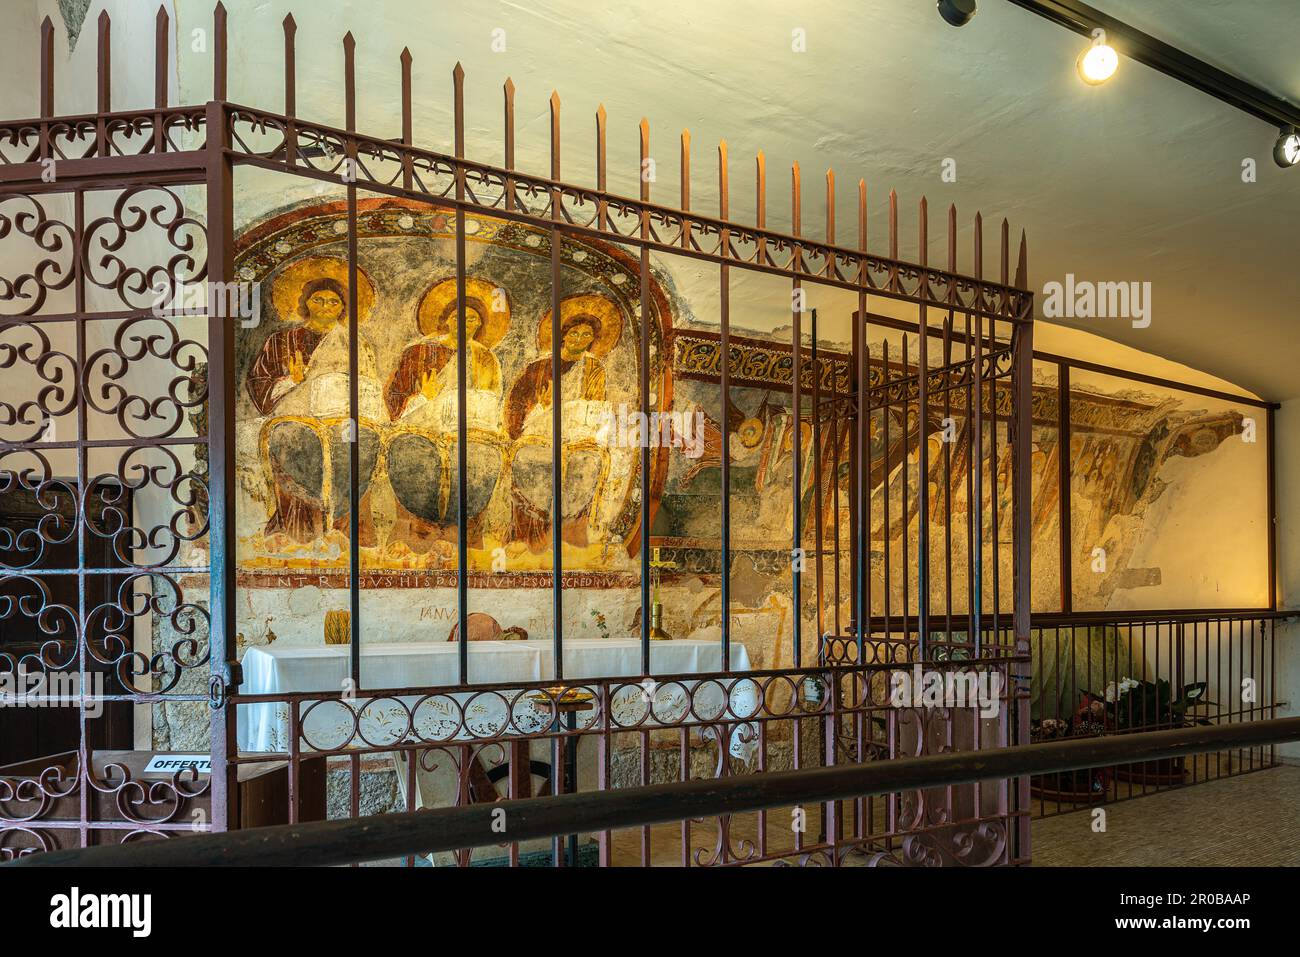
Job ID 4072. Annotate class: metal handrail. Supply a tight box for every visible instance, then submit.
[12,716,1300,868]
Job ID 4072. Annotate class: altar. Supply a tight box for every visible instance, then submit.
[236,638,757,757]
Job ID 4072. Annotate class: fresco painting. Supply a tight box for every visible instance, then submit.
[230,199,1263,649]
[233,201,658,579]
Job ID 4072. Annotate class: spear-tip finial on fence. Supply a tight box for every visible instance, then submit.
[399,48,412,145]
[154,6,169,110]
[791,160,801,237]
[283,14,297,118]
[343,32,357,132]
[39,16,54,117]
[452,62,465,158]
[549,90,561,181]
[858,178,866,252]
[1000,218,1010,287]
[97,10,111,114]
[919,195,928,268]
[680,128,690,212]
[825,168,835,246]
[594,103,606,192]
[213,2,227,100]
[639,117,650,202]
[718,139,729,219]
[504,78,517,172]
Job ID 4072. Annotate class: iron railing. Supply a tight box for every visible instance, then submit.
[14,715,1300,868]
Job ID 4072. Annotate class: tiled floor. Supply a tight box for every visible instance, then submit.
[1030,765,1300,866]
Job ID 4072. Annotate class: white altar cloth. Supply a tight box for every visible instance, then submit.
[236,638,756,758]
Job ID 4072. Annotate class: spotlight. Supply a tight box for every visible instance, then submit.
[1077,35,1119,85]
[1274,126,1300,168]
[937,0,977,28]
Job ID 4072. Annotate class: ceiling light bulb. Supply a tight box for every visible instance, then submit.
[1077,42,1119,85]
[1274,127,1300,168]
[937,0,977,27]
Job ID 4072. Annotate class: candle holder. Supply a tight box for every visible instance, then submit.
[648,546,676,640]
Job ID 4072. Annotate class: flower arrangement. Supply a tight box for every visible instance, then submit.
[1090,677,1208,732]
[1087,677,1209,782]
[1029,695,1110,798]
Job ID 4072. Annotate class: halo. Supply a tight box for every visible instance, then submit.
[736,417,765,448]
[537,294,624,359]
[270,256,375,325]
[417,277,511,348]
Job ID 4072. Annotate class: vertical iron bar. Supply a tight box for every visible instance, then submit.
[503,79,516,210]
[204,98,237,831]
[1011,229,1032,859]
[284,15,297,171]
[154,7,168,110]
[719,141,731,672]
[550,91,564,682]
[1058,362,1073,613]
[916,198,930,659]
[454,63,470,685]
[680,129,690,248]
[971,213,984,656]
[400,49,412,190]
[75,187,88,848]
[39,17,54,120]
[213,2,227,101]
[96,11,111,159]
[812,309,824,649]
[344,34,361,687]
[595,105,606,228]
[639,117,652,676]
[855,181,867,664]
[791,162,802,669]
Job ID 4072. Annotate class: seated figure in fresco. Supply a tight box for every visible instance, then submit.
[385,282,505,423]
[383,278,509,555]
[246,265,383,546]
[505,294,621,553]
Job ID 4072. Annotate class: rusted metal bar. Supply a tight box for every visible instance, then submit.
[719,140,732,671]
[154,6,169,111]
[550,90,564,681]
[344,32,362,686]
[1058,362,1072,613]
[39,16,54,119]
[205,98,238,832]
[917,197,931,658]
[639,116,652,676]
[213,2,227,100]
[454,63,470,685]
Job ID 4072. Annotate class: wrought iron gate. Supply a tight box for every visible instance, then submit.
[1,5,1034,863]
